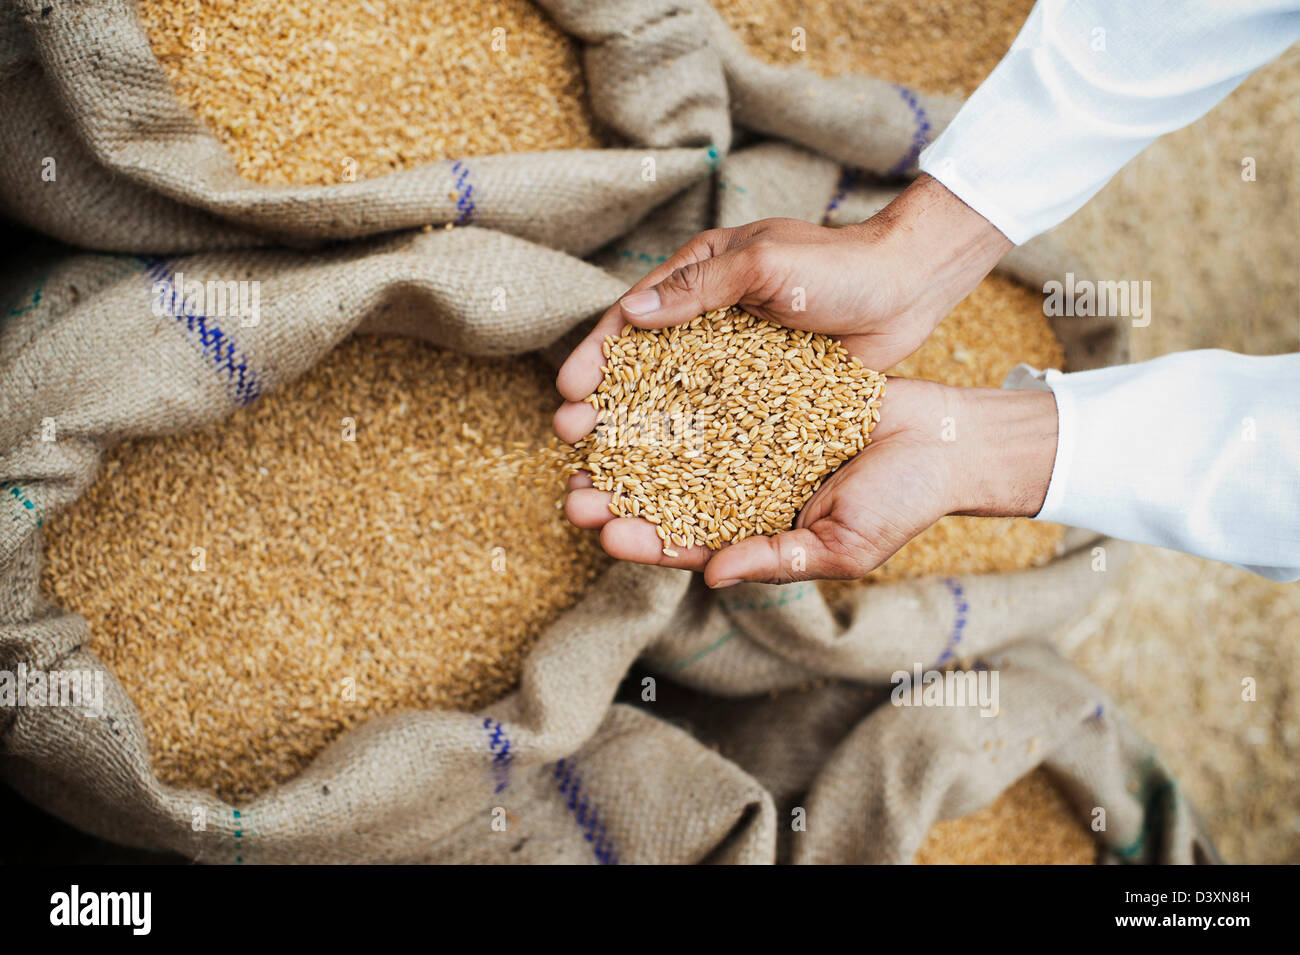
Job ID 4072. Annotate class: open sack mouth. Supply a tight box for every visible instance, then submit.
[40,336,607,805]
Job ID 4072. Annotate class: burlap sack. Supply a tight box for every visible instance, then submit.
[640,642,1218,865]
[0,0,1213,863]
[0,0,958,252]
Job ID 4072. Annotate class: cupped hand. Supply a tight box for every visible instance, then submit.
[561,377,1058,586]
[552,174,1037,585]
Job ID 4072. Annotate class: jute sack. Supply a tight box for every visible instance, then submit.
[0,0,958,253]
[641,643,1218,864]
[0,0,1206,863]
[0,235,791,864]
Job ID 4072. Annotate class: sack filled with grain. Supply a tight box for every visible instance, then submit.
[0,0,1208,864]
[41,336,616,805]
[639,642,1218,864]
[0,0,957,252]
[913,768,1099,865]
[0,241,786,863]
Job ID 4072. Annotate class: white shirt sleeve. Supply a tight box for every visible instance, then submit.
[1015,351,1300,581]
[918,0,1300,244]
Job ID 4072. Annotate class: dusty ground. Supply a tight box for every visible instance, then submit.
[1062,549,1300,864]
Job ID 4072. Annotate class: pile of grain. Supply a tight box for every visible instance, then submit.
[914,767,1098,864]
[136,0,600,185]
[712,0,1037,97]
[42,336,607,803]
[569,307,886,555]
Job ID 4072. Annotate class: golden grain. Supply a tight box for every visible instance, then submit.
[712,0,1037,97]
[914,767,1098,864]
[569,307,885,552]
[136,0,600,185]
[42,336,607,803]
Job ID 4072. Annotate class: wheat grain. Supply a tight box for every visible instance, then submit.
[42,336,607,803]
[569,307,885,553]
[136,0,600,185]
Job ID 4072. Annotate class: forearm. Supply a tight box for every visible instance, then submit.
[894,352,1300,583]
[908,351,1300,583]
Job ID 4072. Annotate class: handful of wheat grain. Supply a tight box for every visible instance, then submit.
[569,307,886,556]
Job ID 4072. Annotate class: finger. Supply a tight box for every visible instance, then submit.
[563,488,618,529]
[552,400,598,444]
[567,471,593,491]
[622,225,746,291]
[793,463,851,530]
[556,308,625,402]
[617,248,769,330]
[599,517,711,570]
[702,522,871,587]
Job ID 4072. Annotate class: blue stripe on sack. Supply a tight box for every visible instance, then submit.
[233,808,245,864]
[932,577,969,666]
[553,758,618,865]
[8,282,42,316]
[887,84,933,177]
[143,258,262,406]
[4,483,44,528]
[657,628,737,671]
[450,161,477,225]
[482,717,514,794]
[822,166,860,224]
[1112,755,1176,861]
[618,249,669,266]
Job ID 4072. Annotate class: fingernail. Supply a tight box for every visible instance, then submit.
[620,288,661,316]
[710,578,742,589]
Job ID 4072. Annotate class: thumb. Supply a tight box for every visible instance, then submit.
[617,250,762,329]
[703,522,874,587]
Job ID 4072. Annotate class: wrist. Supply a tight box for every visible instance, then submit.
[939,384,1059,518]
[851,174,1012,337]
